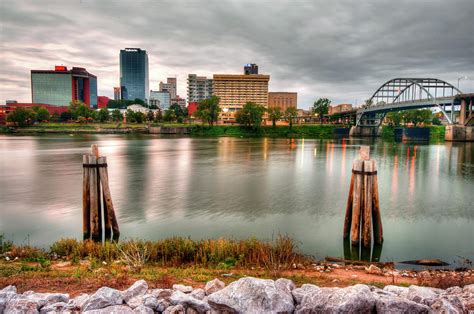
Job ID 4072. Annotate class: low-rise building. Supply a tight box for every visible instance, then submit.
[149,90,171,110]
[97,96,110,109]
[268,92,297,112]
[328,104,353,115]
[31,65,97,107]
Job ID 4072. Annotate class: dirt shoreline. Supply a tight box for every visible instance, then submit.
[1,260,472,297]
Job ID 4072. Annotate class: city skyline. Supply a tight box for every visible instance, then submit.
[1,0,474,108]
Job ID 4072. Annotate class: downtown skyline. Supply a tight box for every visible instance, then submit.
[1,0,474,108]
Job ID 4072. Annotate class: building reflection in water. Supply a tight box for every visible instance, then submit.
[391,155,398,198]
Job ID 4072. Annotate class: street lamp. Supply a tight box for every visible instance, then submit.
[457,76,468,89]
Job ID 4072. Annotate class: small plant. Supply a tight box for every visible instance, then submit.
[118,241,150,273]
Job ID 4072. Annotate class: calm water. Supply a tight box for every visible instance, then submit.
[1,134,473,265]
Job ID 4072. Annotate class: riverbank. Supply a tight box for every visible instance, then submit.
[2,275,473,313]
[1,237,473,295]
[1,123,345,139]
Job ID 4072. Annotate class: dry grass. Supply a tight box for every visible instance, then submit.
[6,235,312,270]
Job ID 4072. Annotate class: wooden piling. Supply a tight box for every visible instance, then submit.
[97,156,120,241]
[82,155,91,240]
[82,144,120,242]
[343,173,355,239]
[88,154,100,242]
[345,146,383,255]
[362,159,373,248]
[350,159,363,245]
[372,167,383,244]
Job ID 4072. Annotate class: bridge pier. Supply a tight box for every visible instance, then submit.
[349,126,380,137]
[445,125,474,142]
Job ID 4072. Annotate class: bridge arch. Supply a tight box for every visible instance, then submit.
[357,78,463,126]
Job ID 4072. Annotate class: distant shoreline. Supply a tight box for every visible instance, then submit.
[0,124,446,141]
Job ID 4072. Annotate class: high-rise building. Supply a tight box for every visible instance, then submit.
[31,66,97,107]
[120,48,149,102]
[159,77,177,99]
[113,87,121,100]
[187,74,213,104]
[244,63,258,75]
[213,73,270,123]
[149,90,171,110]
[268,92,297,112]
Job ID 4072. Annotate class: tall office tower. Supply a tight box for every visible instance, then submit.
[113,87,121,100]
[187,74,213,103]
[244,63,258,75]
[159,77,177,99]
[120,48,149,102]
[213,73,270,123]
[31,65,97,107]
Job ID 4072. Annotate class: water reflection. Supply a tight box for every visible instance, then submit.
[343,239,383,263]
[0,135,473,262]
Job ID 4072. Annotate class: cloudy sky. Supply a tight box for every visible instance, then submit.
[1,0,473,108]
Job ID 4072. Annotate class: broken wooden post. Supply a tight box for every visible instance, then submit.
[82,155,91,240]
[343,146,383,250]
[82,145,120,242]
[97,156,120,241]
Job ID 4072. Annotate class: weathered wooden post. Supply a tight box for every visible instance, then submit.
[343,146,383,250]
[82,145,120,242]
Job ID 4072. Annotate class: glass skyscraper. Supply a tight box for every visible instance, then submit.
[120,48,149,102]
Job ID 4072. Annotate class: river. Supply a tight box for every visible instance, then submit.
[0,134,473,265]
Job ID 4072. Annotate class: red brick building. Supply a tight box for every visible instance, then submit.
[187,102,199,117]
[97,96,110,109]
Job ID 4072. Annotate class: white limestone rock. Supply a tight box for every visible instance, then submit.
[295,284,375,313]
[204,278,225,296]
[82,286,123,311]
[207,277,294,313]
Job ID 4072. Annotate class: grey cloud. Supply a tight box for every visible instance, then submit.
[1,0,473,107]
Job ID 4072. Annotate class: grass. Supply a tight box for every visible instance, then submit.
[381,125,446,142]
[188,124,344,138]
[5,235,312,270]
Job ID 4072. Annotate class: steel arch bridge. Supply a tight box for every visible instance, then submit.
[356,78,462,126]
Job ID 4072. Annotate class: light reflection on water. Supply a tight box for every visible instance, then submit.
[0,134,473,263]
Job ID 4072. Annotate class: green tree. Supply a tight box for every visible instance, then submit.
[69,100,90,119]
[163,109,176,122]
[312,98,331,124]
[154,109,163,122]
[33,106,50,122]
[402,109,433,126]
[135,112,145,123]
[195,96,221,126]
[385,112,402,127]
[267,107,283,128]
[60,111,73,122]
[133,98,146,106]
[285,107,298,129]
[432,116,442,125]
[6,107,35,127]
[50,112,60,122]
[146,110,155,122]
[125,109,135,123]
[169,104,187,123]
[235,102,266,129]
[111,109,123,122]
[97,108,110,123]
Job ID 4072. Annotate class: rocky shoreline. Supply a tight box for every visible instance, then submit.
[1,277,473,313]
